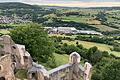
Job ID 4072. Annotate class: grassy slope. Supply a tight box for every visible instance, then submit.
[62,40,120,57]
[60,15,118,32]
[62,40,112,51]
[49,34,120,57]
[49,34,77,38]
[54,53,69,66]
[91,25,118,31]
[61,16,101,24]
[0,29,10,34]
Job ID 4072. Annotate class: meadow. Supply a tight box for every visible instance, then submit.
[91,25,118,31]
[62,40,120,57]
[53,53,69,66]
[49,34,120,57]
[0,29,10,34]
[61,15,118,32]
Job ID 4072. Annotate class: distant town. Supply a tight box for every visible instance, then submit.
[0,15,31,24]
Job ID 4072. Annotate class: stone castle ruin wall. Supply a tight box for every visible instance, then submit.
[0,35,92,80]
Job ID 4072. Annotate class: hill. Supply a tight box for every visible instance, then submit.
[0,2,119,32]
[0,2,40,9]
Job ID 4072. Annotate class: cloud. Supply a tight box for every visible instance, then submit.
[22,0,120,7]
[80,0,120,2]
[0,0,22,2]
[50,2,120,7]
[22,0,120,3]
[0,0,120,7]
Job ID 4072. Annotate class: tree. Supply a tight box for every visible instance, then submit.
[61,44,80,54]
[10,23,54,63]
[91,57,111,80]
[86,46,102,65]
[102,60,120,80]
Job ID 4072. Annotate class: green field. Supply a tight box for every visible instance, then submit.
[115,40,120,43]
[49,34,120,57]
[61,16,101,25]
[54,53,69,66]
[49,34,77,38]
[60,15,118,32]
[61,16,90,23]
[62,40,120,57]
[53,41,120,68]
[0,29,10,34]
[91,25,118,31]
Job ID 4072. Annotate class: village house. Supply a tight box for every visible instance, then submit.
[0,16,15,24]
[0,16,31,24]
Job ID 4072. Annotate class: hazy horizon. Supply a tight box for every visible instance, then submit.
[0,0,120,7]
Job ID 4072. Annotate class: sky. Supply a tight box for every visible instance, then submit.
[0,0,120,7]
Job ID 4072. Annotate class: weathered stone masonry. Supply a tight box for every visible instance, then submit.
[0,35,92,80]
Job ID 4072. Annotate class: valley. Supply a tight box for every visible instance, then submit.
[0,2,120,80]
